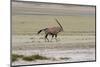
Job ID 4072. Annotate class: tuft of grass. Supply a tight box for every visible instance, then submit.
[22,56,35,61]
[12,56,18,62]
[33,54,49,60]
[22,54,49,61]
[51,58,57,61]
[12,54,24,58]
[12,54,50,62]
[12,54,24,62]
[60,57,70,60]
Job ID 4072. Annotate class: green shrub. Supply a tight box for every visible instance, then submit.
[12,54,24,62]
[12,56,18,62]
[60,57,70,60]
[22,54,49,61]
[12,54,49,62]
[22,56,35,61]
[33,54,49,60]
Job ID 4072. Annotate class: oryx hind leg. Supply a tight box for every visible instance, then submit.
[50,34,54,42]
[55,34,58,42]
[45,34,49,42]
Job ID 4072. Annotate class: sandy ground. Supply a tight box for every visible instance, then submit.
[12,35,95,66]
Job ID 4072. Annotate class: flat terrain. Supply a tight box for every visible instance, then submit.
[12,35,95,66]
[12,15,95,35]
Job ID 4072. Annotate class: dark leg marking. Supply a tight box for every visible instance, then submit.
[50,34,54,42]
[55,34,58,42]
[45,34,49,42]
